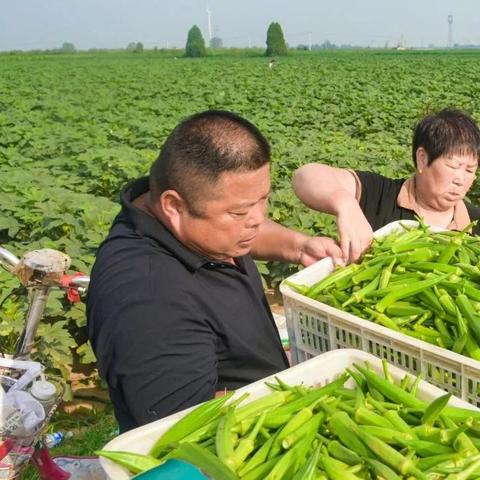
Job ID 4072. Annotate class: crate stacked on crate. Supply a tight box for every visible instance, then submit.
[280,220,480,407]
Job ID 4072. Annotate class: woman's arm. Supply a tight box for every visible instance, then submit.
[293,163,373,262]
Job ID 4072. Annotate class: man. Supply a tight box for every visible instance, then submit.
[87,110,341,432]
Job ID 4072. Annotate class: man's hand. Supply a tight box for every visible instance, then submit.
[297,236,343,267]
[252,219,342,266]
[336,204,373,263]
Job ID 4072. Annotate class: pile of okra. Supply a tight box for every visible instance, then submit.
[98,360,480,479]
[288,222,480,360]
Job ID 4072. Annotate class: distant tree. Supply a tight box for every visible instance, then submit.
[185,25,206,57]
[320,40,336,49]
[265,22,288,56]
[126,42,136,52]
[61,42,76,53]
[134,42,144,53]
[210,37,223,49]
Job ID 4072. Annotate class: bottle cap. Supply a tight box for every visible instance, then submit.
[30,380,56,401]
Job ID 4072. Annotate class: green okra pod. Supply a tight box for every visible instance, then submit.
[379,258,396,289]
[453,431,478,454]
[162,442,238,479]
[264,432,314,480]
[422,392,452,426]
[375,274,448,313]
[281,410,324,449]
[150,392,234,457]
[267,398,318,460]
[359,425,415,445]
[417,452,465,471]
[328,411,372,458]
[352,264,382,285]
[327,440,362,466]
[365,458,402,480]
[306,263,360,298]
[215,407,237,469]
[456,293,480,344]
[391,240,435,253]
[353,363,425,409]
[411,261,462,275]
[352,428,427,479]
[395,437,455,456]
[354,406,395,429]
[264,373,349,428]
[442,454,480,479]
[95,450,162,475]
[343,276,379,307]
[291,444,321,480]
[320,448,362,479]
[229,412,266,469]
[384,410,414,434]
[386,301,426,317]
[437,238,463,265]
[237,431,277,476]
[239,456,279,480]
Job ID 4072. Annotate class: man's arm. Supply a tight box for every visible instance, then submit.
[292,163,373,262]
[251,218,342,267]
[109,293,218,428]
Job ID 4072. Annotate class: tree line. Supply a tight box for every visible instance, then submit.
[185,22,288,58]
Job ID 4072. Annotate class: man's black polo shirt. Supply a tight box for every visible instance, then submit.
[87,177,289,432]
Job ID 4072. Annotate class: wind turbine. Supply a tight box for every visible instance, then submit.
[206,3,213,42]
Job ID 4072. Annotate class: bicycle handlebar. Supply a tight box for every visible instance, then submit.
[0,246,20,270]
[69,275,90,288]
[0,245,90,289]
[0,245,91,359]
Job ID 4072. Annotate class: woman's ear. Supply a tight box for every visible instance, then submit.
[416,147,429,172]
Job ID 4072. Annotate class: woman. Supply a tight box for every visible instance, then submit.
[293,109,480,263]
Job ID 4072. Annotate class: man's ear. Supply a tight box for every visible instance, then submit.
[159,190,186,222]
[416,147,429,171]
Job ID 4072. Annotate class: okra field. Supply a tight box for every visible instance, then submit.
[2,49,480,381]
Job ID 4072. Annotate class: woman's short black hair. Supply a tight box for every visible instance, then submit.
[412,109,480,166]
[149,110,270,216]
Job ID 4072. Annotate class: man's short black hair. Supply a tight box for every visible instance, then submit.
[412,108,480,166]
[149,110,271,216]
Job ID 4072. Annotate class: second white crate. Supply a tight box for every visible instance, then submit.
[280,220,480,407]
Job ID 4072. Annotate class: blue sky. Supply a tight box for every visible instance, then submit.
[1,0,478,51]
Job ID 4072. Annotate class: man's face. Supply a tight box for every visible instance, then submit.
[176,164,271,261]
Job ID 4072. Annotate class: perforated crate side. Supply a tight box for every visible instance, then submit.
[463,365,480,407]
[284,297,330,364]
[420,350,466,400]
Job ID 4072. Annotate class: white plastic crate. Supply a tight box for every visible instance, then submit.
[99,348,478,479]
[280,220,480,407]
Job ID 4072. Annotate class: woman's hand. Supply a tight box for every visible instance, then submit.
[336,201,373,263]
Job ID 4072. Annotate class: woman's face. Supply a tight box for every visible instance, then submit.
[416,148,478,211]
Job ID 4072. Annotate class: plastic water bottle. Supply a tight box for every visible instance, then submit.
[44,431,73,448]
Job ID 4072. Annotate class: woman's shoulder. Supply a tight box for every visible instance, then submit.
[355,170,406,196]
[355,170,404,184]
[465,200,480,217]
